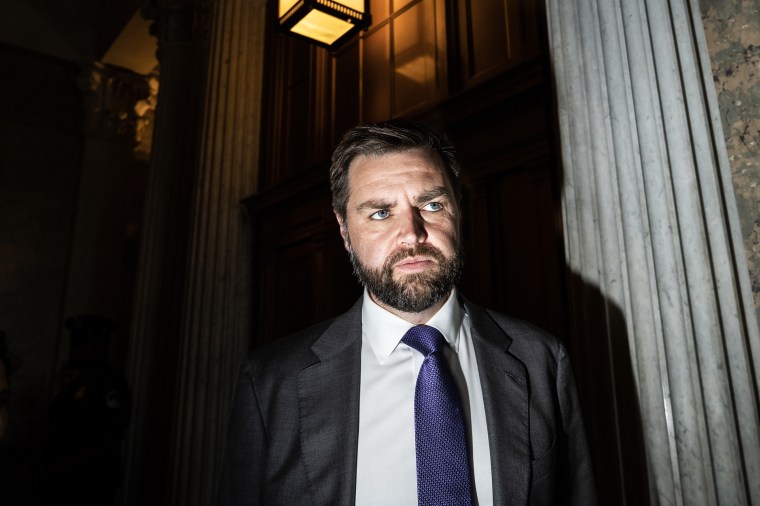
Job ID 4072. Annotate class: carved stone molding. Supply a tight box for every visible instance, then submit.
[134,73,159,160]
[137,0,213,60]
[78,62,150,143]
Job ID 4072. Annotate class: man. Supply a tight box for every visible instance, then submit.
[218,120,597,505]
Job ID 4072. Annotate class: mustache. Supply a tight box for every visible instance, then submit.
[385,243,446,267]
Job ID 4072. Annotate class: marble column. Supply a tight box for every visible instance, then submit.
[123,1,211,503]
[165,0,266,504]
[544,0,760,504]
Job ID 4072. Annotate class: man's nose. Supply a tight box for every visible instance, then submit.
[397,209,428,245]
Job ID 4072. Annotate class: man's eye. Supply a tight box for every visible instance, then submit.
[370,210,390,220]
[423,202,443,212]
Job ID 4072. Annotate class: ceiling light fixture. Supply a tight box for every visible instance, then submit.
[278,0,371,51]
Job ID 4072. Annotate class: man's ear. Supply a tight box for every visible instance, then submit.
[334,211,350,251]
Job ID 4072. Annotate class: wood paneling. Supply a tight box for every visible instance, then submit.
[247,176,361,346]
[361,22,391,121]
[360,0,448,119]
[333,42,360,142]
[457,165,563,338]
[462,0,512,74]
[441,64,564,337]
[392,0,446,116]
[259,35,313,186]
[456,0,541,87]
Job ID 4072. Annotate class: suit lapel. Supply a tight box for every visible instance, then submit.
[297,299,362,506]
[466,301,531,506]
[294,297,532,505]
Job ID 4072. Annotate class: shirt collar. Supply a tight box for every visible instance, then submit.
[361,288,464,364]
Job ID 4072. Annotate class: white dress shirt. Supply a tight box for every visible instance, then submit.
[355,289,493,505]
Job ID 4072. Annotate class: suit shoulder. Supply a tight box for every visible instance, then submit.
[482,308,565,358]
[242,318,336,375]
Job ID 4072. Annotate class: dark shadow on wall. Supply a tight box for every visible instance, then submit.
[563,270,651,506]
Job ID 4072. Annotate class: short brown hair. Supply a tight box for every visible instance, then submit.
[329,120,462,220]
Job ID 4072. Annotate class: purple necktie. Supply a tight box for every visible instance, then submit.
[402,325,473,505]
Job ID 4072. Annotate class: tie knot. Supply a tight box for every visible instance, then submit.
[401,325,445,357]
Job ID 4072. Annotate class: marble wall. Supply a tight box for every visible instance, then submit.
[702,0,760,322]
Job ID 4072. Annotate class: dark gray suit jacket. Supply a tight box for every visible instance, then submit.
[218,297,597,505]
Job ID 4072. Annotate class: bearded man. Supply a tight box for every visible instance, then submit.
[218,120,597,506]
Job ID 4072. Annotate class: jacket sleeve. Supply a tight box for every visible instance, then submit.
[555,345,598,505]
[217,359,266,505]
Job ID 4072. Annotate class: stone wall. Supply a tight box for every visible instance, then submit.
[702,0,760,322]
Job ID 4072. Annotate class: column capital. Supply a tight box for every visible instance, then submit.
[138,0,213,55]
[78,62,150,144]
[135,73,159,160]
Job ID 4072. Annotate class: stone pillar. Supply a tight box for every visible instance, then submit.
[56,63,149,372]
[63,63,149,320]
[544,0,760,504]
[123,1,211,503]
[164,0,266,504]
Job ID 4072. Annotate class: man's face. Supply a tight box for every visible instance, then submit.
[335,148,463,314]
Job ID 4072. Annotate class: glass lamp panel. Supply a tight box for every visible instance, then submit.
[290,10,355,45]
[279,0,299,17]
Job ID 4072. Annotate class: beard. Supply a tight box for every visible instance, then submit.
[347,239,464,313]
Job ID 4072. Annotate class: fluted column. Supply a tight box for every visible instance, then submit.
[545,0,760,504]
[123,1,211,504]
[166,0,266,503]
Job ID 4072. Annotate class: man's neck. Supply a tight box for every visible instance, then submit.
[368,291,450,325]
